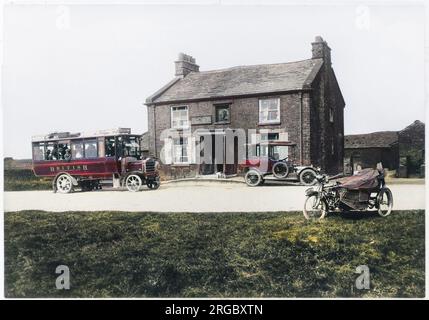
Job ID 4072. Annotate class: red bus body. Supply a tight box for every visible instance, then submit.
[31,128,159,192]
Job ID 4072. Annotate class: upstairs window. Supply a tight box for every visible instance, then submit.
[215,105,230,123]
[171,106,189,129]
[259,98,280,124]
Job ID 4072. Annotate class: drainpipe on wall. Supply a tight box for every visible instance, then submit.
[153,105,157,158]
[299,93,303,164]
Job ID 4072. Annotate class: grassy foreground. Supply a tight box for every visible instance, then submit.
[4,210,425,298]
[4,169,51,191]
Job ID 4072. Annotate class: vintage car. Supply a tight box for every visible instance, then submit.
[240,141,319,186]
[31,128,160,193]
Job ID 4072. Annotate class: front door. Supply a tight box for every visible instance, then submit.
[199,132,237,175]
[224,136,238,175]
[199,134,215,175]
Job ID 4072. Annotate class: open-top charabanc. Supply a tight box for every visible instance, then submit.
[31,128,160,193]
[240,140,320,186]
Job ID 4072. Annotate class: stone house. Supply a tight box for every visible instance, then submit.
[145,36,345,178]
[344,120,425,177]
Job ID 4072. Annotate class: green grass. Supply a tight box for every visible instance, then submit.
[4,210,425,298]
[4,169,51,191]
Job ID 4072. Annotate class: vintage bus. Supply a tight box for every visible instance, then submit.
[31,128,160,193]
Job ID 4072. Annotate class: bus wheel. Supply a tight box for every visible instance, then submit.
[125,174,142,192]
[56,174,74,194]
[147,177,160,190]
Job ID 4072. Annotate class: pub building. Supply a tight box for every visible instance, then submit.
[144,37,345,179]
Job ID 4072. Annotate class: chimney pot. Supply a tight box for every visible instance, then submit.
[311,36,331,64]
[175,53,199,77]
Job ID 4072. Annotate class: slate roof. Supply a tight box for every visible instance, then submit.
[399,120,425,134]
[147,58,324,104]
[345,131,398,149]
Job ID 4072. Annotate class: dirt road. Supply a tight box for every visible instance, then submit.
[3,181,425,212]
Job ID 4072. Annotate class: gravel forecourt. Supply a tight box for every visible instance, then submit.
[3,181,425,212]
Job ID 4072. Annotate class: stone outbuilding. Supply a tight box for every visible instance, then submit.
[344,120,425,177]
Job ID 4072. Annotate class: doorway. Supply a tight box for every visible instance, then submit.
[198,131,238,176]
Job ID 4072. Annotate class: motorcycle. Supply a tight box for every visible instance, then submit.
[303,166,393,220]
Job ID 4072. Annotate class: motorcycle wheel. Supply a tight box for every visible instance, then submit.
[377,188,393,217]
[272,162,289,179]
[303,194,327,220]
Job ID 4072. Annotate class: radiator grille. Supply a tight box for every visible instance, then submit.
[145,159,156,173]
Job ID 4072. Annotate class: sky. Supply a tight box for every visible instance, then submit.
[2,2,426,159]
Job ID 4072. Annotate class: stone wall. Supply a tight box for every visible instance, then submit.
[310,64,345,174]
[398,120,425,177]
[344,147,399,172]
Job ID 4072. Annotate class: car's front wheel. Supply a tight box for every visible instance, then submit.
[244,170,262,187]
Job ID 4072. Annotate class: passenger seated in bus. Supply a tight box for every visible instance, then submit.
[52,145,59,160]
[45,149,52,160]
[57,144,65,160]
[106,140,115,157]
[72,143,83,159]
[57,144,70,160]
[64,148,71,160]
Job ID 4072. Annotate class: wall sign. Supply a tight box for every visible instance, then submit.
[191,115,212,125]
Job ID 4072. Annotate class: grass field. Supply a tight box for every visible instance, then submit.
[4,169,51,191]
[4,210,425,298]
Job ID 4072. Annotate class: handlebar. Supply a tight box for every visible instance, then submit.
[315,172,344,183]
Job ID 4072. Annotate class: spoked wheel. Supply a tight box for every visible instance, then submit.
[56,174,74,194]
[299,168,317,186]
[272,162,289,179]
[147,177,160,190]
[303,194,327,220]
[125,174,142,192]
[377,188,393,217]
[244,170,262,187]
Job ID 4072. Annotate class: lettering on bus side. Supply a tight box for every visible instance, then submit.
[49,165,88,172]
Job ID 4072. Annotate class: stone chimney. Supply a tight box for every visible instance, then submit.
[311,36,331,65]
[175,53,199,77]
